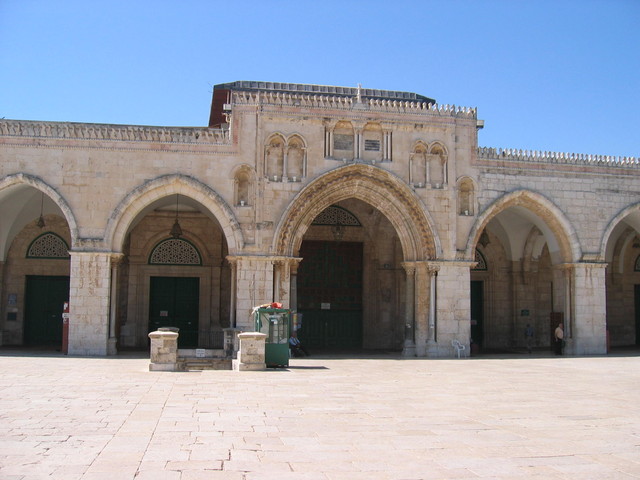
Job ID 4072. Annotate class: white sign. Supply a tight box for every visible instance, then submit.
[321,303,331,310]
[195,349,206,358]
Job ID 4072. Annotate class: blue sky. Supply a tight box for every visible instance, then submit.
[1,0,638,157]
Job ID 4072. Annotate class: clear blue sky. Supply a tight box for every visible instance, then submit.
[1,0,638,157]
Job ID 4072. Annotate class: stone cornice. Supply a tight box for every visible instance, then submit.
[0,119,231,147]
[478,146,639,170]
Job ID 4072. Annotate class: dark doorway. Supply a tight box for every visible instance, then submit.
[24,275,70,346]
[470,280,484,347]
[297,241,363,350]
[149,277,199,348]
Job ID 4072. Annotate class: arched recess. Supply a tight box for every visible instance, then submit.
[274,164,440,261]
[286,134,306,180]
[105,174,243,254]
[600,202,640,264]
[457,176,476,216]
[232,164,255,206]
[264,133,286,180]
[466,189,580,265]
[0,173,78,260]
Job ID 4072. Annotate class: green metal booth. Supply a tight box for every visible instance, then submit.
[254,307,292,367]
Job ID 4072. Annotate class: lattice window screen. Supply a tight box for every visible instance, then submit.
[149,239,202,265]
[26,233,70,259]
[312,206,361,226]
[472,249,488,271]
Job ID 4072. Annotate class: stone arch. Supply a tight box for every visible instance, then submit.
[0,173,79,253]
[105,174,243,254]
[409,141,429,187]
[465,189,580,264]
[273,164,440,261]
[600,202,640,263]
[428,142,448,187]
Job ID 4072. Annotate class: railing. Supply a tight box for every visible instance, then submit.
[198,330,225,349]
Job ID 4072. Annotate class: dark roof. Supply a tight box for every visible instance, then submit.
[214,81,436,104]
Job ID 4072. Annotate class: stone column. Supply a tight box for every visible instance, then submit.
[107,254,124,355]
[227,255,275,330]
[401,262,416,357]
[426,263,440,356]
[68,251,112,355]
[570,262,607,355]
[414,262,432,357]
[431,261,473,357]
[228,257,238,328]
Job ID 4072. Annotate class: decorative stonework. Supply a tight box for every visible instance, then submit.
[478,147,638,168]
[26,232,70,259]
[149,238,202,265]
[473,249,487,271]
[0,119,229,145]
[312,205,361,226]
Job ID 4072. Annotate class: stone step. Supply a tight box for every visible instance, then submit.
[179,357,232,371]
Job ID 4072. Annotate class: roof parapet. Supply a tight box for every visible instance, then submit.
[478,147,639,168]
[231,90,477,119]
[0,119,230,145]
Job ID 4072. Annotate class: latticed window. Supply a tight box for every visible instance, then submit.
[26,233,70,259]
[472,249,488,271]
[149,238,202,265]
[312,205,361,226]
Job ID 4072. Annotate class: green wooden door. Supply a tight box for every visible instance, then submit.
[297,241,363,350]
[24,275,70,346]
[470,280,484,347]
[149,277,199,348]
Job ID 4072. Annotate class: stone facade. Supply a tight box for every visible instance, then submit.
[1,81,639,357]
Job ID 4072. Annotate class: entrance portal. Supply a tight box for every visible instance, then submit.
[470,280,484,347]
[24,275,70,346]
[297,241,363,350]
[149,277,199,348]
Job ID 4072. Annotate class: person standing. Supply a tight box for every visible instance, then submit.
[524,323,534,353]
[554,322,564,355]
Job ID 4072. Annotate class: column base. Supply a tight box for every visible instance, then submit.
[402,340,416,357]
[107,337,117,355]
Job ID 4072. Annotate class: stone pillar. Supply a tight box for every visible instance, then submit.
[401,262,416,357]
[68,251,112,355]
[232,332,267,371]
[272,257,301,309]
[228,258,238,328]
[431,261,473,357]
[569,262,607,355]
[228,255,274,330]
[107,254,123,355]
[148,328,179,371]
[426,263,440,356]
[414,262,432,357]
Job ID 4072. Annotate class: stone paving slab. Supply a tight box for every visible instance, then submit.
[0,351,639,479]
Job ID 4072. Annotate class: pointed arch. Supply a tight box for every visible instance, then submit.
[600,202,640,263]
[465,189,581,264]
[273,164,440,261]
[0,173,79,258]
[105,174,243,254]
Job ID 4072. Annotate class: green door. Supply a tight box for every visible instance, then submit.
[470,280,484,347]
[297,241,363,350]
[24,275,70,346]
[149,277,199,348]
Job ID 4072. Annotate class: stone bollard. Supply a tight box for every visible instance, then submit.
[232,332,267,371]
[148,328,179,371]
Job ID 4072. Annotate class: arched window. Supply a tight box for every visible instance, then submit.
[286,135,305,180]
[472,249,488,271]
[429,143,448,187]
[26,232,70,259]
[457,177,475,215]
[265,134,285,180]
[149,238,202,265]
[410,142,428,187]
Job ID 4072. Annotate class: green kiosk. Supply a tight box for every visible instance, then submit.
[254,307,292,367]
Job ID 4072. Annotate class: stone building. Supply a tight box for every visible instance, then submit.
[0,81,638,357]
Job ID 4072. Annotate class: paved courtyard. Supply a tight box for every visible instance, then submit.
[1,350,639,480]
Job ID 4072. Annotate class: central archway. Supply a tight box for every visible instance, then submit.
[274,164,439,260]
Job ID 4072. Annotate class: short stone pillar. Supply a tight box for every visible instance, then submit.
[232,332,267,371]
[148,328,179,371]
[223,327,242,358]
